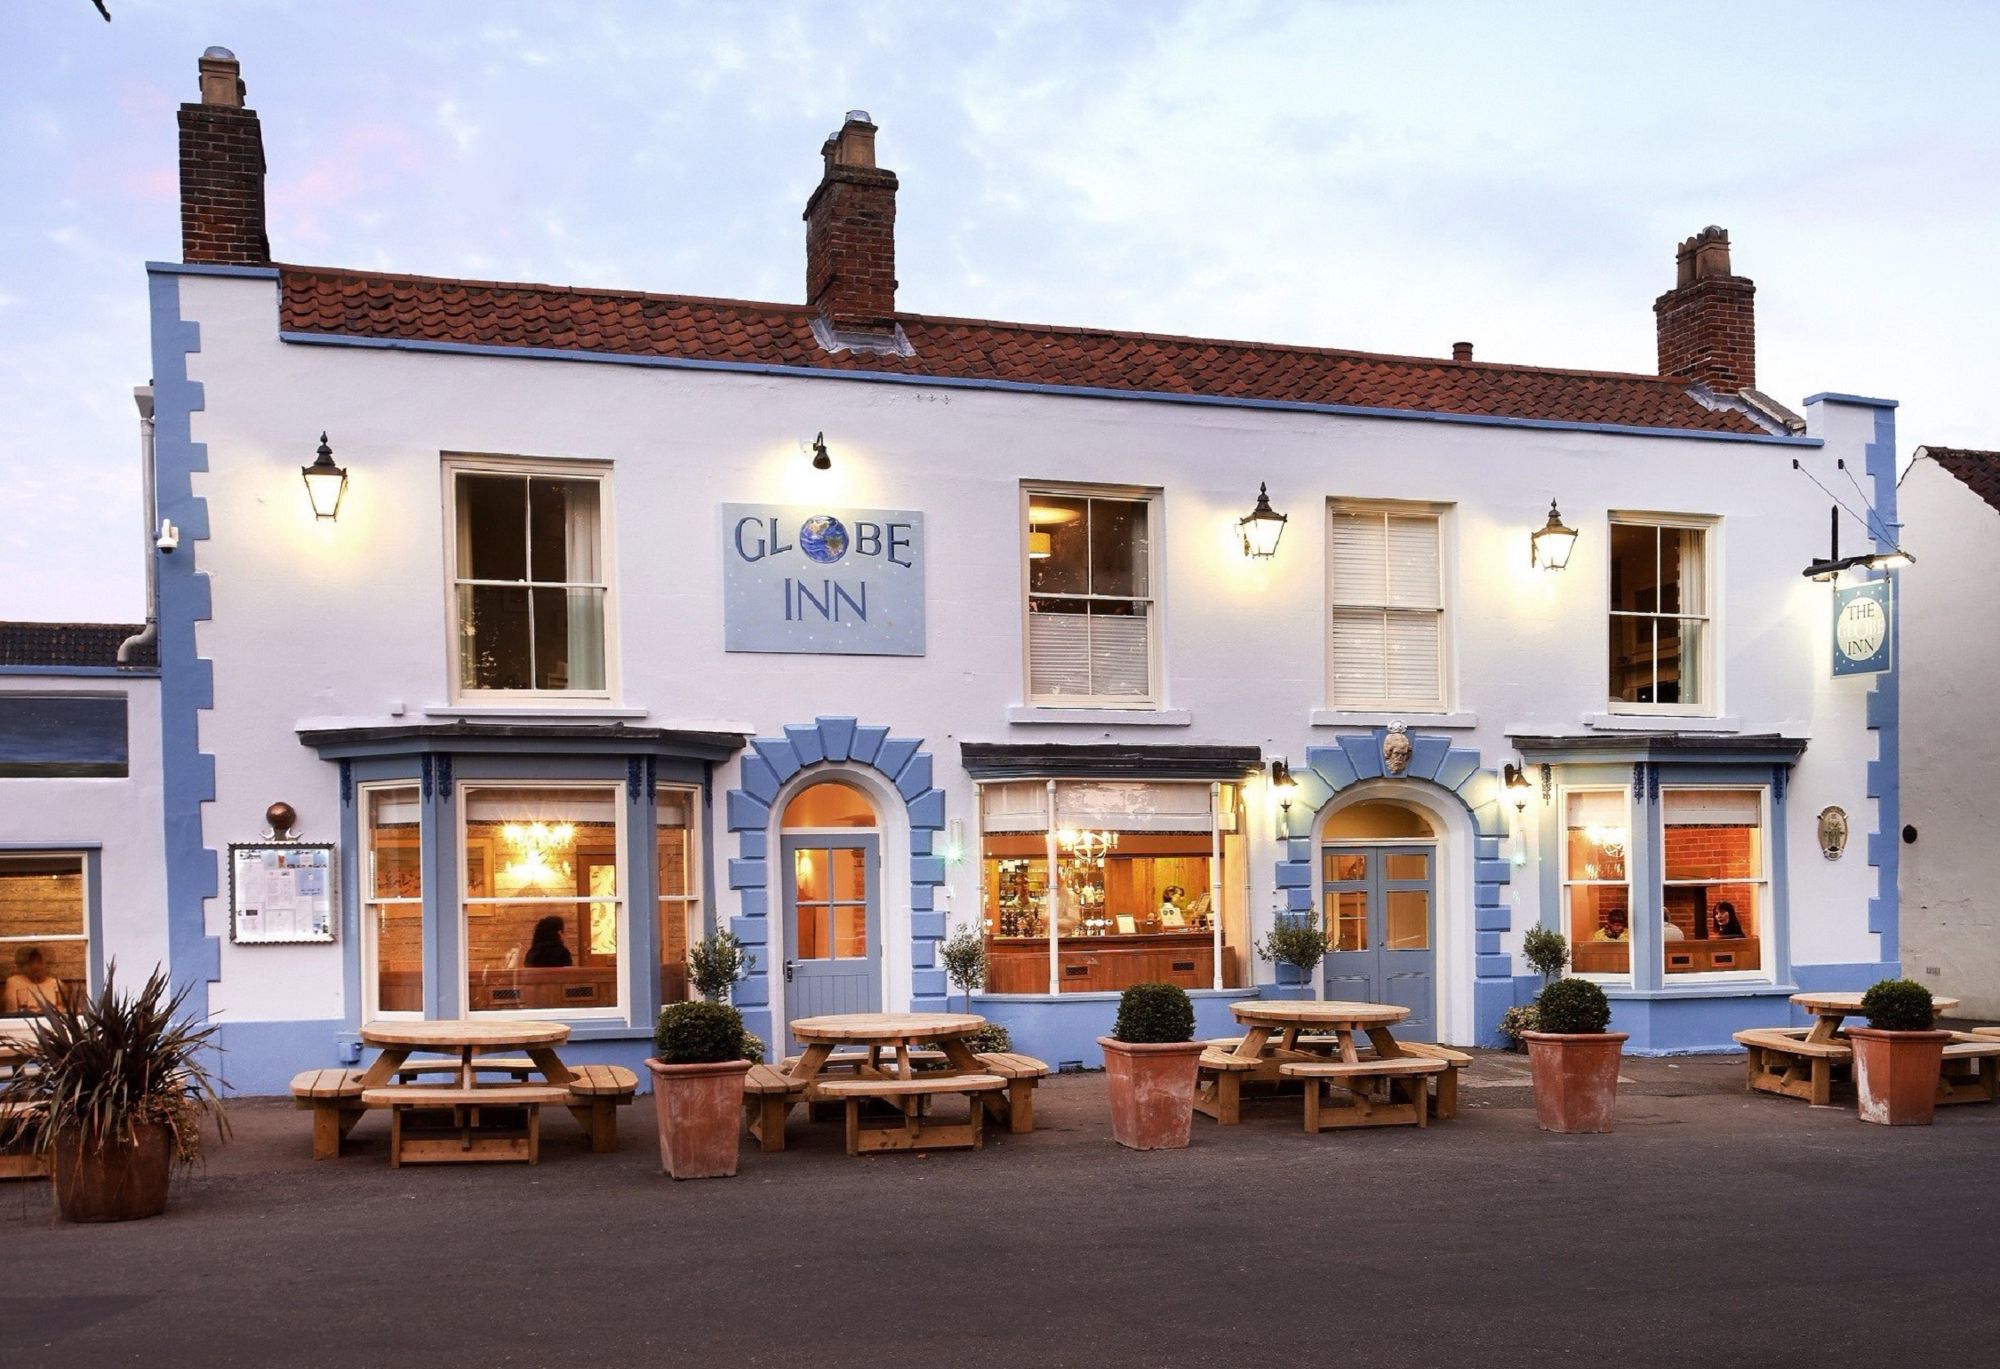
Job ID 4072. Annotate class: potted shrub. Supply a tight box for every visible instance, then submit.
[1256,916,1329,999]
[1099,983,1204,1150]
[0,965,227,1222]
[1849,978,1951,1126]
[1520,977,1627,1134]
[686,930,754,1003]
[646,1000,754,1179]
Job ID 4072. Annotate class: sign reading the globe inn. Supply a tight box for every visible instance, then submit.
[722,504,926,655]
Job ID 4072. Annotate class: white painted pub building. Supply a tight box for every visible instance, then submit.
[0,52,1908,1091]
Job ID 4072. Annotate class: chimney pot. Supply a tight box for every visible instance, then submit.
[832,115,878,170]
[1452,341,1473,362]
[197,46,243,107]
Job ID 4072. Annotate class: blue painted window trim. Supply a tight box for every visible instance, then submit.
[0,843,106,994]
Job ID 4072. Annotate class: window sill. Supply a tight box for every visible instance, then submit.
[1605,982,1796,1001]
[1310,710,1476,730]
[973,988,1257,1003]
[1584,713,1740,733]
[425,703,650,720]
[1006,706,1191,727]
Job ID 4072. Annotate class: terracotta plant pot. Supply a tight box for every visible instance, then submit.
[1099,1037,1206,1150]
[1849,1027,1951,1126]
[1521,1031,1629,1134]
[52,1123,174,1223]
[645,1058,751,1179]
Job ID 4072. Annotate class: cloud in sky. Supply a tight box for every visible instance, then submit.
[2,0,1998,618]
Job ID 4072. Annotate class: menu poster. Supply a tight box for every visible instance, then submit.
[228,843,337,944]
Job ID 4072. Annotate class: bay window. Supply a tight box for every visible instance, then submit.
[1661,788,1767,976]
[979,780,1248,993]
[1024,486,1159,705]
[657,785,700,1004]
[0,853,88,1016]
[361,785,424,1016]
[462,784,623,1014]
[448,461,611,698]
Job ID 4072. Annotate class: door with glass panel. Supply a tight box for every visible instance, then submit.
[1321,845,1436,1037]
[781,833,881,1048]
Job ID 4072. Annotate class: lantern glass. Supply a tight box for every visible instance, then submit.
[302,462,347,520]
[1238,483,1289,559]
[1531,501,1577,570]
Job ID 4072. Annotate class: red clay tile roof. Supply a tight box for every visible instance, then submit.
[0,622,154,670]
[1923,447,2000,518]
[278,264,1768,435]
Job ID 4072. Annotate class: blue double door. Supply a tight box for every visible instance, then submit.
[1321,844,1437,1038]
[780,832,882,1051]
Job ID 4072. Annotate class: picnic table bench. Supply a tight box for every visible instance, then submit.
[360,1082,571,1166]
[814,1073,1008,1155]
[0,1099,49,1181]
[1281,1056,1447,1131]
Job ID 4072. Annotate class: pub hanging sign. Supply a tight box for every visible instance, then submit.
[722,503,926,656]
[1831,581,1892,677]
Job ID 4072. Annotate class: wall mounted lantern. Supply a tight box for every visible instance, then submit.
[301,433,348,521]
[1501,762,1533,814]
[1239,483,1289,559]
[1530,499,1577,570]
[1270,757,1297,836]
[805,431,832,471]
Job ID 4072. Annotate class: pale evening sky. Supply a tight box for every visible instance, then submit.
[2,0,1997,621]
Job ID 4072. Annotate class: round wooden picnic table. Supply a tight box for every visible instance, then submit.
[1789,991,1960,1044]
[357,1019,573,1088]
[1198,999,1419,1126]
[1232,999,1410,1028]
[787,1012,988,1087]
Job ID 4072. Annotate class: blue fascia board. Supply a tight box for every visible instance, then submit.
[277,329,1824,447]
[0,664,160,679]
[1802,392,1899,409]
[145,261,281,280]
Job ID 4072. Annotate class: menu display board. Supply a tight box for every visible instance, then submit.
[228,843,337,944]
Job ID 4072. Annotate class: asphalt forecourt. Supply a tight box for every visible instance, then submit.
[2,1054,1995,1369]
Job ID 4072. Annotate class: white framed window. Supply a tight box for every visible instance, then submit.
[1561,788,1633,983]
[656,785,701,1004]
[1608,514,1714,714]
[360,783,425,1019]
[445,457,614,701]
[1022,485,1160,706]
[0,852,89,1015]
[459,782,626,1018]
[1327,503,1446,710]
[1661,786,1770,979]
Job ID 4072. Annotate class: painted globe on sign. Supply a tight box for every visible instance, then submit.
[799,515,850,564]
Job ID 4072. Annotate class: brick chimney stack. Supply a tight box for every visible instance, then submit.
[1653,226,1754,392]
[804,111,899,335]
[179,47,269,265]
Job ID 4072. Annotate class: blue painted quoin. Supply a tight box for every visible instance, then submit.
[723,715,948,1051]
[1273,729,1515,1045]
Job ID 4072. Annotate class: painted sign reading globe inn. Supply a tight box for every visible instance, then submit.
[0,51,1909,1093]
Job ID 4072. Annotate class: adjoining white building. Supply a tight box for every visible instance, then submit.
[1899,447,1999,1018]
[3,50,1913,1091]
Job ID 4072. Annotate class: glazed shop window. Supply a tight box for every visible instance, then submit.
[362,785,424,1016]
[1563,790,1632,979]
[1024,488,1158,705]
[979,780,1248,994]
[656,785,700,1004]
[1662,788,1767,977]
[1327,505,1445,710]
[449,463,609,696]
[462,785,623,1015]
[0,853,87,1016]
[1609,518,1710,710]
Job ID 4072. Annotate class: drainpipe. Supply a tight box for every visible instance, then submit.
[117,384,159,666]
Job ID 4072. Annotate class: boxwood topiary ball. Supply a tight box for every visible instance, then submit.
[1534,977,1612,1035]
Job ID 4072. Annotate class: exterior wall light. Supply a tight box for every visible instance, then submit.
[1239,483,1289,559]
[1530,499,1577,570]
[1270,757,1297,836]
[1501,762,1533,814]
[806,432,832,471]
[302,433,348,521]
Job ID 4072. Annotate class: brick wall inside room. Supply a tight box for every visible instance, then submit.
[1664,825,1757,936]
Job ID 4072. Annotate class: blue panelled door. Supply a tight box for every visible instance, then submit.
[1321,844,1437,1038]
[780,832,882,1051]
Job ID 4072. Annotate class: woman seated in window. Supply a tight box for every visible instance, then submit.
[4,946,67,1015]
[523,916,574,968]
[1592,911,1630,942]
[1711,903,1747,939]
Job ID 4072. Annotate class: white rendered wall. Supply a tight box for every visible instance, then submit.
[0,674,167,982]
[174,273,1888,1028]
[1898,456,2000,1016]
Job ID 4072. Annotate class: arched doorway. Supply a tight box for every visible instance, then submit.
[1320,799,1439,1037]
[779,779,881,1044]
